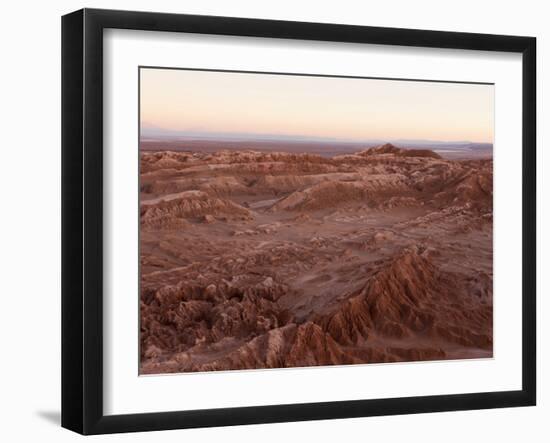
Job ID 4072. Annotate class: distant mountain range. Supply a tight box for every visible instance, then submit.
[140,128,489,148]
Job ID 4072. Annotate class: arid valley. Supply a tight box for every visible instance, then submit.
[139,143,493,374]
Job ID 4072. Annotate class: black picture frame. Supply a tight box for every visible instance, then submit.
[62,8,536,435]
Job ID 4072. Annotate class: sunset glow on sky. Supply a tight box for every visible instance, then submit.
[140,67,494,143]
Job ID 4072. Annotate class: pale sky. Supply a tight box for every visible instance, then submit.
[140,68,494,143]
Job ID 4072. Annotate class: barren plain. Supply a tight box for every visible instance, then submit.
[139,143,493,374]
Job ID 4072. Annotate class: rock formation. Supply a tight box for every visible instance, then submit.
[139,143,493,374]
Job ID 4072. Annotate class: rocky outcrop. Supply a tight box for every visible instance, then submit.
[140,190,252,229]
[359,143,442,159]
[190,322,361,372]
[271,181,368,211]
[316,248,437,342]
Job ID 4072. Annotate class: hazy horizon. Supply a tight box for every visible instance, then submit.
[140,68,494,145]
[139,127,491,146]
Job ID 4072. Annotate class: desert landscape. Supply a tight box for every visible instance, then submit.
[139,142,493,374]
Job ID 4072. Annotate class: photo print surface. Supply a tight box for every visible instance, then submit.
[139,67,494,375]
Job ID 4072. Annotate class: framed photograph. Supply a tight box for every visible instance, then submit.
[61,8,536,434]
